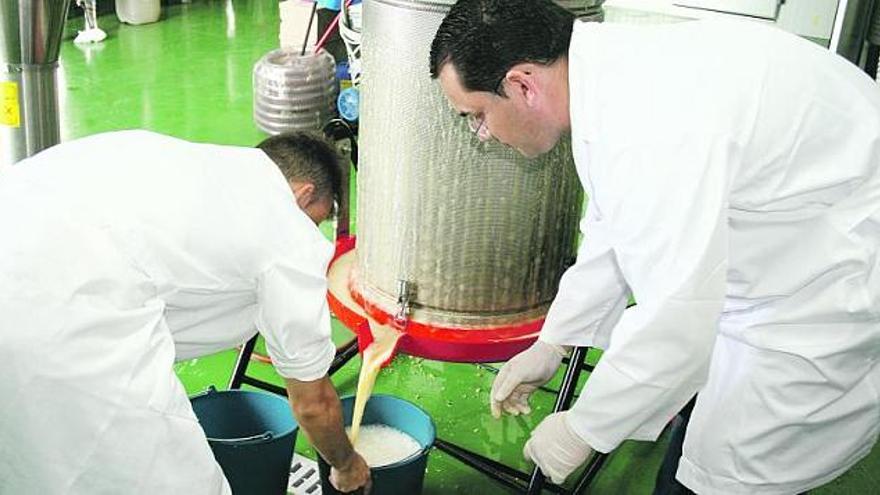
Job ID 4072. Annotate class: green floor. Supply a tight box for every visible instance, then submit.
[56,1,878,493]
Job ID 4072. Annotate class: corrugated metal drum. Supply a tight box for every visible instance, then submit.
[253,48,337,134]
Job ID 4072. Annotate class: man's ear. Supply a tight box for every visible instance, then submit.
[504,65,538,106]
[291,181,317,209]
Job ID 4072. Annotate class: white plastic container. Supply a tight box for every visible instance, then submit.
[116,0,161,25]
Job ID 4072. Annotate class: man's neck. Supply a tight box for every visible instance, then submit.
[545,57,572,133]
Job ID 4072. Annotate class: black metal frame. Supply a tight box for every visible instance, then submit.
[227,338,605,494]
[227,336,359,394]
[432,347,606,494]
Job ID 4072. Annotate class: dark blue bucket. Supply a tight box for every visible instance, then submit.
[318,394,435,494]
[191,387,298,495]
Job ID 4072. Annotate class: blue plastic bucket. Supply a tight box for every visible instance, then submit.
[318,394,435,494]
[191,387,299,495]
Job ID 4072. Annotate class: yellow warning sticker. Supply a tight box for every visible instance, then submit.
[1,82,21,128]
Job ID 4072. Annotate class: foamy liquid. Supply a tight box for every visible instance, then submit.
[345,424,421,467]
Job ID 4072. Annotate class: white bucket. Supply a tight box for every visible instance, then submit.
[116,0,161,25]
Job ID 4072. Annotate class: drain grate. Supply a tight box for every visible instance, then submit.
[287,454,322,495]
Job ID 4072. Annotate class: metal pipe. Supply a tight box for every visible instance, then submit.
[434,438,568,494]
[327,338,359,375]
[526,347,589,494]
[228,336,260,389]
[0,0,72,168]
[572,453,608,494]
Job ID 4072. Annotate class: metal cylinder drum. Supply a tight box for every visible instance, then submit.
[355,0,584,328]
[1,0,71,168]
[1,64,59,166]
[253,48,338,135]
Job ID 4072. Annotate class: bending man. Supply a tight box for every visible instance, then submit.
[0,130,370,494]
[431,1,880,493]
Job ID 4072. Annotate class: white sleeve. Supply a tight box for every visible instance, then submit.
[567,138,731,453]
[539,200,630,350]
[255,251,336,382]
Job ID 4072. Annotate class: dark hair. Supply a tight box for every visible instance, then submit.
[257,132,343,214]
[429,0,574,95]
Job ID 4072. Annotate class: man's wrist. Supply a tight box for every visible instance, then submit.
[333,448,358,471]
[537,339,569,358]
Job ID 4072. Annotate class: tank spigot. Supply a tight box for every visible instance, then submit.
[394,279,413,328]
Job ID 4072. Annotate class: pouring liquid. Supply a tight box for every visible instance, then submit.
[349,323,403,446]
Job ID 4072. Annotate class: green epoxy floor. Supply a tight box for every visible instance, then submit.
[56,1,878,493]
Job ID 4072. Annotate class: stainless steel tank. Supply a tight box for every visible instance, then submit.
[0,0,72,168]
[355,0,584,328]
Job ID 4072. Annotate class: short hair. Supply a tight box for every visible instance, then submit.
[429,0,574,95]
[257,132,343,216]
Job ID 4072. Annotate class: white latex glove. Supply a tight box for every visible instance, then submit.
[523,412,596,485]
[490,340,566,418]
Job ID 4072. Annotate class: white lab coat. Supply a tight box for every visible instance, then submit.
[540,20,880,494]
[0,131,336,494]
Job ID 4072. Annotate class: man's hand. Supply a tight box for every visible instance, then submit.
[285,376,371,493]
[523,412,595,485]
[330,452,372,493]
[490,341,566,418]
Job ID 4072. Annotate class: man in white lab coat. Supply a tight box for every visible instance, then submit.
[430,0,880,493]
[0,131,371,494]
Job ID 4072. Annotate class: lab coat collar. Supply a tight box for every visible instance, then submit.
[569,20,602,144]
